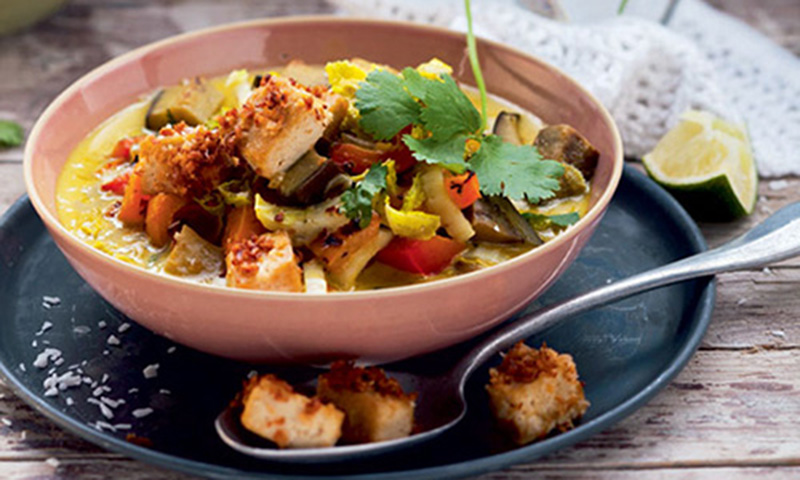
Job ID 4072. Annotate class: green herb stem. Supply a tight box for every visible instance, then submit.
[464,0,489,133]
[617,0,630,14]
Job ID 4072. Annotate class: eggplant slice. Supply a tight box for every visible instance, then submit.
[469,196,543,246]
[533,124,599,179]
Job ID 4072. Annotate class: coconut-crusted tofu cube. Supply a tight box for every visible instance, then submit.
[135,123,236,198]
[240,374,344,449]
[317,361,416,444]
[225,231,303,292]
[486,342,589,445]
[235,75,333,181]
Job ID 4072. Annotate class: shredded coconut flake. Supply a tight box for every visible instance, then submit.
[42,296,61,307]
[98,321,107,329]
[132,407,154,418]
[100,397,125,409]
[167,346,177,354]
[66,397,75,406]
[33,348,62,369]
[87,398,114,419]
[143,364,159,379]
[35,321,53,336]
[73,325,91,335]
[159,389,171,395]
[107,335,121,346]
[118,323,131,333]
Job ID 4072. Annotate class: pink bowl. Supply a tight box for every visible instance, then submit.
[24,17,623,363]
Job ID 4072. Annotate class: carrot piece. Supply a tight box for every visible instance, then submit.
[445,171,481,209]
[118,173,148,227]
[222,205,265,252]
[145,193,188,247]
[309,215,380,270]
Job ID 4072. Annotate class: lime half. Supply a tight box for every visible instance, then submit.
[643,110,758,221]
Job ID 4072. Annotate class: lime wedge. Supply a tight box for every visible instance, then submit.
[643,110,758,221]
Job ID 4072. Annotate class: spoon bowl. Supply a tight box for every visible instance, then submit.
[216,367,465,463]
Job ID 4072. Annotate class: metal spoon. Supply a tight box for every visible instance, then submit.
[216,202,800,463]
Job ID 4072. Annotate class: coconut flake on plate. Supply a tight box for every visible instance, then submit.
[132,407,154,418]
[143,364,159,379]
[35,321,53,336]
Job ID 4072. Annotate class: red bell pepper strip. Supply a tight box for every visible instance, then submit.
[100,172,131,196]
[111,137,135,160]
[376,235,465,275]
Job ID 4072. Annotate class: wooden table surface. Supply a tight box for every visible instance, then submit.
[1,0,798,478]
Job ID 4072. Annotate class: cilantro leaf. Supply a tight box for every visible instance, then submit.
[412,72,481,139]
[0,120,23,148]
[549,212,581,226]
[522,211,580,231]
[399,67,429,100]
[355,70,420,141]
[340,163,388,228]
[470,134,564,202]
[402,133,469,173]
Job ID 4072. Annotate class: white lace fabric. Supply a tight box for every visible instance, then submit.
[332,0,800,177]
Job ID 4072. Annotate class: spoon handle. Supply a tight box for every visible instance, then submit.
[454,202,800,384]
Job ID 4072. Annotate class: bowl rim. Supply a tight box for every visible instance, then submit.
[24,15,624,301]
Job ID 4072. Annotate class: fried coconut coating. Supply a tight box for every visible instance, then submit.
[487,342,589,445]
[240,374,344,449]
[317,361,416,444]
[225,231,303,292]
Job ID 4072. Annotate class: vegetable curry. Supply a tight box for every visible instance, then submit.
[56,59,597,292]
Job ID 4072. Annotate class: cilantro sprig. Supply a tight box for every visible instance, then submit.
[340,163,388,228]
[0,120,23,148]
[354,69,563,203]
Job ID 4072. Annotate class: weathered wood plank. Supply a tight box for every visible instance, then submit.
[0,458,192,479]
[0,461,798,480]
[0,163,24,214]
[486,466,800,479]
[705,270,800,349]
[707,0,800,56]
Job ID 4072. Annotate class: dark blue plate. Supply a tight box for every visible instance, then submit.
[0,165,713,479]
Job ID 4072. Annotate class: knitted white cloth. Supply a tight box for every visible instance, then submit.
[332,0,800,177]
